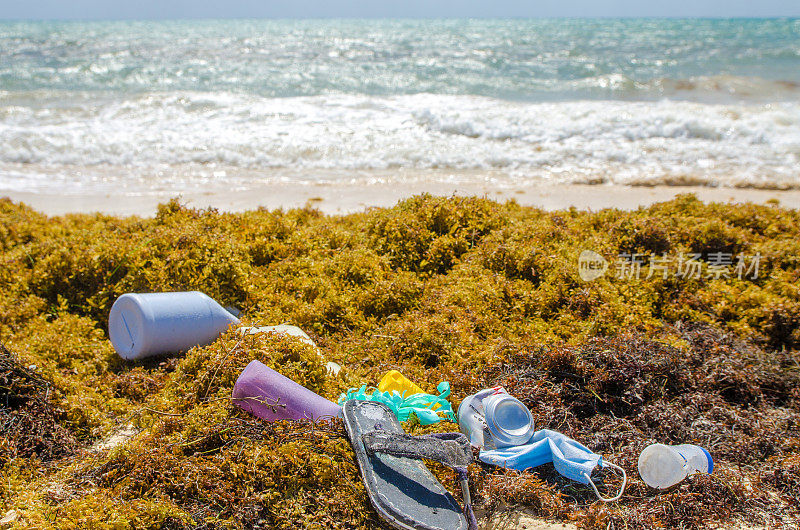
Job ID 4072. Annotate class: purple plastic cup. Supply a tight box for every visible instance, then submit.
[232,360,341,421]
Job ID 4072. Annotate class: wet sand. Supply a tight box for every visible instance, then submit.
[4,181,800,216]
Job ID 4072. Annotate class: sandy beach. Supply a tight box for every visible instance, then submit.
[6,180,800,217]
[2,14,799,530]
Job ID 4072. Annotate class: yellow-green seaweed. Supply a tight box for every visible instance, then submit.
[1,194,799,529]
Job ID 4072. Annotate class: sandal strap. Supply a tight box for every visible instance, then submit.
[362,431,472,468]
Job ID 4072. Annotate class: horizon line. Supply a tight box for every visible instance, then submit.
[2,15,799,23]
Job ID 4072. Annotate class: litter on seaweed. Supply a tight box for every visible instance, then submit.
[343,400,477,530]
[481,429,627,502]
[3,195,800,528]
[232,359,341,422]
[239,324,341,375]
[108,291,239,360]
[110,291,342,374]
[459,385,626,501]
[377,370,426,397]
[459,386,535,449]
[339,379,455,425]
[638,442,714,489]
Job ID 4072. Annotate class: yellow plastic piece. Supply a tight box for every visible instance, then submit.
[378,370,425,397]
[378,370,442,411]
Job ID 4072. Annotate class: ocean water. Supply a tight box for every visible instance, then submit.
[1,18,799,195]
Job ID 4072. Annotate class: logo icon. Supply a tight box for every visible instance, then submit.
[578,250,608,281]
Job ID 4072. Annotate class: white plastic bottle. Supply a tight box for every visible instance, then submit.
[638,443,714,489]
[108,291,240,360]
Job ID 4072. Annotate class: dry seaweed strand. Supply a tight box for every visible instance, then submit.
[0,342,81,463]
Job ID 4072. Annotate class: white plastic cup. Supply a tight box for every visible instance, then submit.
[239,324,342,375]
[638,443,714,489]
[109,291,240,360]
[458,387,534,449]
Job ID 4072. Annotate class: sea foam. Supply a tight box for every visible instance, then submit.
[1,92,798,192]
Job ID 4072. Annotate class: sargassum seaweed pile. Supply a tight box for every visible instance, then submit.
[0,194,799,528]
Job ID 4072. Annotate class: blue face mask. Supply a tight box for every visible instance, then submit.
[479,429,626,502]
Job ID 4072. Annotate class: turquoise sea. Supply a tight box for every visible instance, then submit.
[1,18,799,194]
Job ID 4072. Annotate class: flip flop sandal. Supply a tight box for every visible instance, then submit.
[342,400,478,530]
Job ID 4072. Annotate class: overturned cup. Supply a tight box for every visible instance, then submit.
[638,443,714,489]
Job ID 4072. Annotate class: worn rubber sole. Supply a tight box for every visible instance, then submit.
[342,400,468,530]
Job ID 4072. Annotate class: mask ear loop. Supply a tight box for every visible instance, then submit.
[583,462,627,502]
